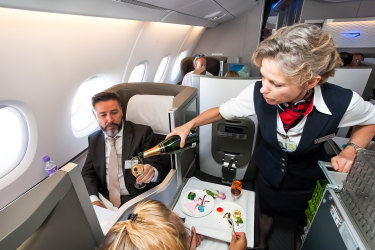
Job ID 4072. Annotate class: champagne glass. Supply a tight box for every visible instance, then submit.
[131,156,146,189]
[231,179,242,200]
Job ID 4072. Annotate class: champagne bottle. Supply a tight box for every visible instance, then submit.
[138,131,199,159]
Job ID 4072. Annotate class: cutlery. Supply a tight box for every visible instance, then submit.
[223,212,235,233]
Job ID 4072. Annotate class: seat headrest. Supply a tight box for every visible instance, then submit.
[126,95,174,135]
[180,56,227,78]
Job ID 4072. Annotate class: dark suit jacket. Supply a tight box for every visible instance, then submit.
[81,121,163,204]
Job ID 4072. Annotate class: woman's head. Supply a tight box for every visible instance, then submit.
[100,200,190,250]
[224,70,240,78]
[252,23,342,85]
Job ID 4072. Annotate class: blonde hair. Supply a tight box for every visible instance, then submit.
[99,200,190,250]
[252,23,342,85]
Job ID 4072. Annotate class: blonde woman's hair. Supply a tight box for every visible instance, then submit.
[99,200,190,250]
[252,23,342,85]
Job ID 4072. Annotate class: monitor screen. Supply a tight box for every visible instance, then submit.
[227,63,250,77]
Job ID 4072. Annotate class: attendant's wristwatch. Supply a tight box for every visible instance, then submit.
[345,142,361,151]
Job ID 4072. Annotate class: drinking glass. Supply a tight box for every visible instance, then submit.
[131,156,146,189]
[231,179,242,199]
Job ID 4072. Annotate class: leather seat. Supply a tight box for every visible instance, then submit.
[180,56,227,81]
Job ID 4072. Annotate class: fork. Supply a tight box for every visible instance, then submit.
[229,217,235,233]
[223,212,235,233]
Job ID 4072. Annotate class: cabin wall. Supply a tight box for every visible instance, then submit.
[193,0,264,76]
[0,7,204,209]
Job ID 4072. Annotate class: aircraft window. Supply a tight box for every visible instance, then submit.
[128,62,147,82]
[171,50,188,83]
[71,75,108,138]
[0,106,28,178]
[154,56,170,82]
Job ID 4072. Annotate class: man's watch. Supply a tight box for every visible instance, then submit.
[345,142,361,151]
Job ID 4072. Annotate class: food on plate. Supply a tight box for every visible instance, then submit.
[233,209,241,219]
[216,207,224,215]
[187,192,196,200]
[205,189,226,200]
[234,216,243,226]
[184,193,209,215]
[233,209,244,226]
[198,205,204,212]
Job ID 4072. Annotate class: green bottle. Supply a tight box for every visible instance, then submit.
[138,131,199,159]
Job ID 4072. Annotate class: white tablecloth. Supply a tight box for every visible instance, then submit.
[173,177,255,248]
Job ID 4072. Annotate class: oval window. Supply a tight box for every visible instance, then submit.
[154,56,170,82]
[71,75,108,138]
[171,50,188,83]
[129,62,147,82]
[0,106,28,178]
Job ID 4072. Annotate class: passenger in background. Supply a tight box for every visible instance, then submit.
[339,52,353,66]
[349,52,364,67]
[182,53,213,87]
[99,200,247,250]
[168,23,375,250]
[224,70,240,78]
[82,92,163,209]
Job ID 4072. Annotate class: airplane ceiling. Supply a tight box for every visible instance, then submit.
[0,0,261,27]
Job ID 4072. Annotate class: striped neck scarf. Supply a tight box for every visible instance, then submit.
[277,90,314,132]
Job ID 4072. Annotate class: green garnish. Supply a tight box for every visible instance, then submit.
[235,217,243,226]
[205,189,217,199]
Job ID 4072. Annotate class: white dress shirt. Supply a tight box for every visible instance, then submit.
[90,125,159,203]
[181,70,213,87]
[219,82,375,151]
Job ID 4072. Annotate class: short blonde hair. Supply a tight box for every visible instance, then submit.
[252,23,342,84]
[99,200,190,250]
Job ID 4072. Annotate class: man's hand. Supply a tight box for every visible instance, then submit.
[92,201,106,208]
[136,164,155,184]
[331,146,356,173]
[229,232,247,250]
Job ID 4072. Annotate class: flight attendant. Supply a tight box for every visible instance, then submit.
[168,23,375,249]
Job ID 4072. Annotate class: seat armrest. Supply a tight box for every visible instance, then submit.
[172,86,197,111]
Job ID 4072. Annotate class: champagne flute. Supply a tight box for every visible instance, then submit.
[131,156,146,189]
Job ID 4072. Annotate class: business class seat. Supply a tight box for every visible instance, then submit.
[100,82,198,231]
[179,56,227,83]
[106,82,197,182]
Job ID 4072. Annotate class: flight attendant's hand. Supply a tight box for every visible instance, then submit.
[136,164,155,184]
[166,122,194,148]
[229,232,247,250]
[331,146,355,173]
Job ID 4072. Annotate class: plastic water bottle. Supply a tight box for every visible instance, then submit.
[43,155,58,176]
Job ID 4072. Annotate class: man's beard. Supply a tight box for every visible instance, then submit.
[102,121,122,137]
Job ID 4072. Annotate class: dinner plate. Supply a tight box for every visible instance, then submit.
[179,189,215,217]
[213,201,247,230]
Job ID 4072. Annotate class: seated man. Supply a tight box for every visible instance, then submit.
[181,53,213,87]
[349,52,364,67]
[82,91,163,208]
